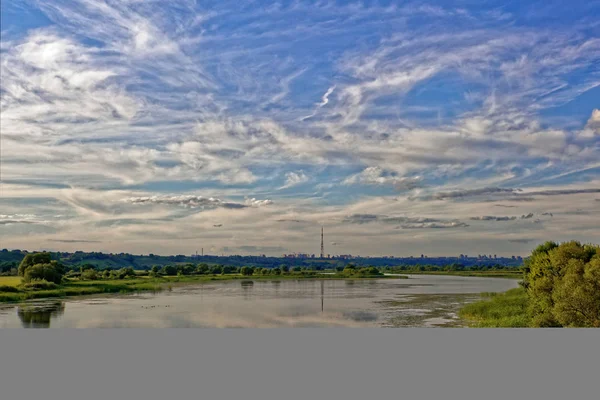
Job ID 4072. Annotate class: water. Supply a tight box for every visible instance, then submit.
[0,275,519,328]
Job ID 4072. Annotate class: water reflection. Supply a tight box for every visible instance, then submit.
[17,301,65,328]
[0,276,519,328]
[321,280,324,312]
[241,280,254,300]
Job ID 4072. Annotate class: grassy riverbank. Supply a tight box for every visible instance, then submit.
[397,271,522,279]
[458,288,531,327]
[0,273,405,303]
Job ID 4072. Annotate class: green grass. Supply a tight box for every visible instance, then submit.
[0,273,406,303]
[0,276,22,287]
[458,288,531,327]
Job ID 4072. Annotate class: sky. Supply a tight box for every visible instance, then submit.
[1,0,599,257]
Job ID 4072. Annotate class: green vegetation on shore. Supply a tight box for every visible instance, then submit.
[393,270,522,279]
[458,288,530,327]
[0,260,402,303]
[459,241,600,328]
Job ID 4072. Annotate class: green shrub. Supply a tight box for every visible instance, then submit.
[0,285,21,293]
[23,264,64,284]
[81,269,99,280]
[20,279,59,291]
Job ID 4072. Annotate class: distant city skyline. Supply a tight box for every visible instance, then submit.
[1,1,599,256]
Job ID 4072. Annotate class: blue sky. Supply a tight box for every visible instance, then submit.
[1,0,599,256]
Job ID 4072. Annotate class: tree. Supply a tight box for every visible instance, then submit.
[524,241,599,327]
[196,264,209,275]
[211,265,223,275]
[149,265,160,277]
[280,264,289,273]
[343,264,356,275]
[79,264,96,272]
[222,265,235,275]
[260,268,270,275]
[240,266,253,276]
[23,263,64,284]
[552,256,600,327]
[81,269,99,280]
[18,252,53,277]
[366,267,380,275]
[18,252,65,284]
[272,267,281,275]
[162,265,177,276]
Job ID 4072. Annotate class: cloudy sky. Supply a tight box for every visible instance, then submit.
[1,0,599,257]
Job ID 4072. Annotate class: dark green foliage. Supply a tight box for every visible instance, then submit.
[221,265,235,274]
[18,252,53,277]
[0,261,18,275]
[240,266,253,276]
[461,241,600,328]
[17,252,66,284]
[340,265,382,277]
[524,241,599,327]
[23,263,64,284]
[79,264,96,272]
[0,285,20,292]
[161,265,177,276]
[196,264,209,275]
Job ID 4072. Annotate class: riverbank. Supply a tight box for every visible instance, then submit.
[458,287,531,327]
[0,273,406,303]
[386,271,522,279]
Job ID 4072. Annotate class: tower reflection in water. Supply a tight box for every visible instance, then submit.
[17,301,65,328]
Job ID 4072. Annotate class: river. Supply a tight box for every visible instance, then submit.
[0,275,518,328]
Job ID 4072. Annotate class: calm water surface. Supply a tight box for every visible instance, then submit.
[0,275,518,328]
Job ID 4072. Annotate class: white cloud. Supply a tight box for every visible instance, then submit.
[280,171,309,189]
[343,167,422,190]
[122,195,272,209]
[244,198,274,207]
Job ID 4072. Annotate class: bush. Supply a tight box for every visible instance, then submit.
[23,263,64,284]
[81,269,99,280]
[0,285,20,293]
[162,265,177,276]
[20,279,59,291]
[221,266,235,274]
[240,266,253,276]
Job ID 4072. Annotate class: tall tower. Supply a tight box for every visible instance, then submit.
[320,226,324,259]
